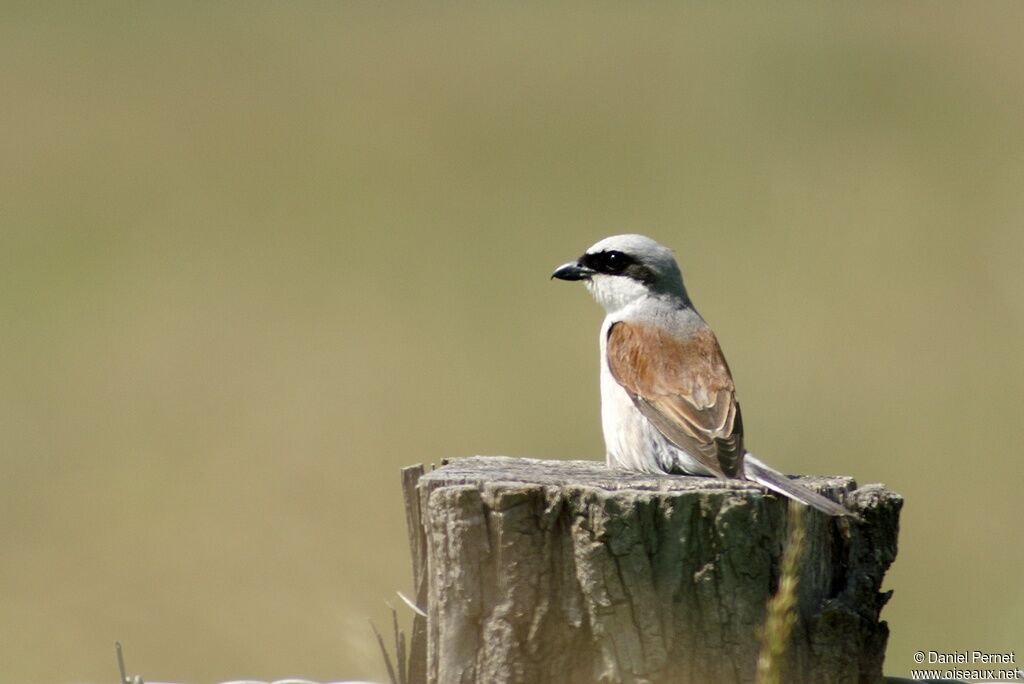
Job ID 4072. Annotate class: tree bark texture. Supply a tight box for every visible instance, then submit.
[402,456,901,684]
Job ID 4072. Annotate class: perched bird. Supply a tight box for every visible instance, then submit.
[552,234,853,517]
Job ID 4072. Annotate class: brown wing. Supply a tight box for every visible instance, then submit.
[607,320,744,478]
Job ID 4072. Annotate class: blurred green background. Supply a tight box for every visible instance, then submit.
[3,3,1022,682]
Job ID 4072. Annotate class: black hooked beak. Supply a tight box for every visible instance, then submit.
[551,261,595,281]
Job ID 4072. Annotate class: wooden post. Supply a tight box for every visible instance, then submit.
[402,456,901,684]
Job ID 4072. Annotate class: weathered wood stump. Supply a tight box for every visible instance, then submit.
[402,456,901,684]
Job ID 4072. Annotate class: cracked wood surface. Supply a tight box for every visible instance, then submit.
[402,457,901,684]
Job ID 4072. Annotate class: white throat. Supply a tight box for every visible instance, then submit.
[584,274,651,315]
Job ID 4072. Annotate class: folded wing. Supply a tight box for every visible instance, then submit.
[606,320,744,478]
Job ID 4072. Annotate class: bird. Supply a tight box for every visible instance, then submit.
[552,234,853,517]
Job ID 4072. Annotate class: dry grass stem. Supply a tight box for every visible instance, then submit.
[756,500,807,684]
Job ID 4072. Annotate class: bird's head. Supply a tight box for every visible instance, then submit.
[552,234,688,314]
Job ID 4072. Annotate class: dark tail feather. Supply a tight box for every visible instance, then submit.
[744,454,857,518]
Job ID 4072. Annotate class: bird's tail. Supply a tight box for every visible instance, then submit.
[743,453,856,518]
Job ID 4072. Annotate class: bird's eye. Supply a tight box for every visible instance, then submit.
[579,249,633,275]
[603,251,627,273]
